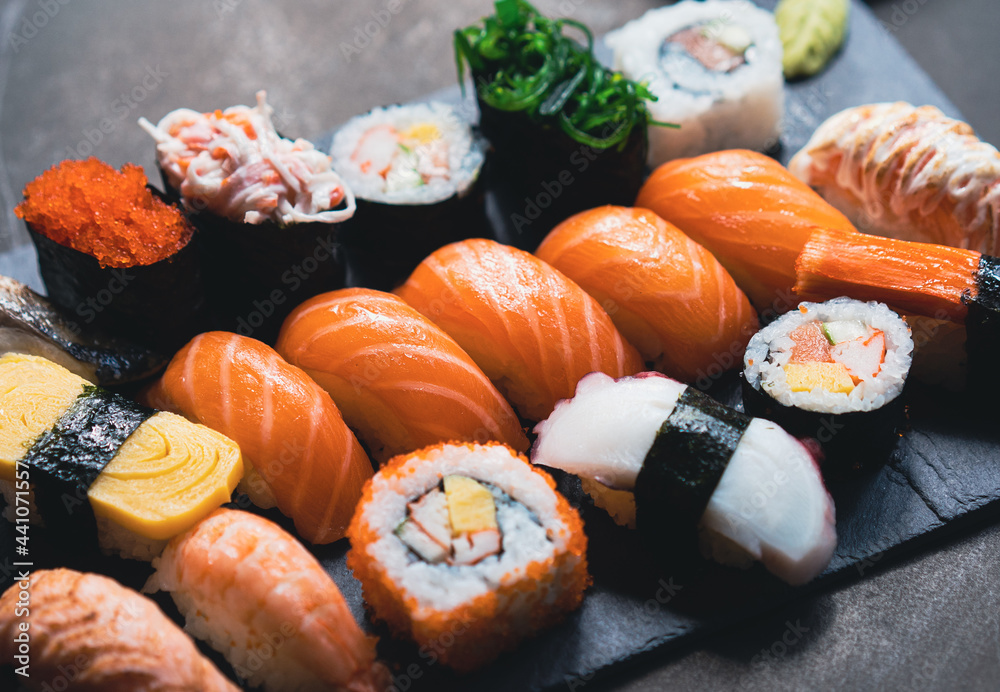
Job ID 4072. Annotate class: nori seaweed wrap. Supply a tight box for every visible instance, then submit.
[140,91,354,343]
[455,0,661,250]
[15,158,211,352]
[331,102,490,290]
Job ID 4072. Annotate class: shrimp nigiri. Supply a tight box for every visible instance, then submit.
[635,149,857,311]
[1,568,239,691]
[146,508,389,692]
[144,331,372,544]
[277,288,528,463]
[536,206,758,384]
[395,238,644,421]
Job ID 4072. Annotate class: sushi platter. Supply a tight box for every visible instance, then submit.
[2,0,1000,691]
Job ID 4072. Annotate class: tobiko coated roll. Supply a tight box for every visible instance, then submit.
[347,441,589,671]
[139,91,355,342]
[743,298,913,466]
[0,353,242,561]
[331,102,489,289]
[15,158,210,350]
[605,0,785,165]
[455,0,657,249]
[533,372,837,586]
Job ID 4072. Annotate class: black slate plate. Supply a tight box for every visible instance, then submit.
[3,1,997,691]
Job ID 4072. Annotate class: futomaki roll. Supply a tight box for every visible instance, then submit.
[533,372,837,586]
[743,298,913,467]
[15,158,210,351]
[331,102,489,290]
[605,0,784,165]
[139,91,355,342]
[347,441,588,671]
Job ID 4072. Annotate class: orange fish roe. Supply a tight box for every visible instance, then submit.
[15,158,193,269]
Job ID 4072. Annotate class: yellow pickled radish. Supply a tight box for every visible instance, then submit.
[784,362,855,393]
[444,475,497,535]
[401,122,440,145]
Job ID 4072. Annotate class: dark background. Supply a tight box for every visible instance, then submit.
[0,0,998,690]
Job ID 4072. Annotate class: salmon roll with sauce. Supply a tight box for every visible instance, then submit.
[346,442,589,672]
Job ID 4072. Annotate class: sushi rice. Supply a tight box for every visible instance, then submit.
[605,0,784,164]
[331,102,486,205]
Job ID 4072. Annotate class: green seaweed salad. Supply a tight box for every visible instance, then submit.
[454,0,673,150]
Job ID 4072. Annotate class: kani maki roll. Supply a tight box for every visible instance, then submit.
[606,0,784,165]
[15,158,209,351]
[347,441,589,671]
[331,102,489,290]
[533,372,837,586]
[139,91,355,342]
[455,0,660,249]
[743,298,913,467]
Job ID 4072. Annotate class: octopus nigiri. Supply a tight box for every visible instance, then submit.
[276,288,528,463]
[0,568,239,691]
[536,206,758,384]
[144,331,372,544]
[146,508,389,692]
[635,149,857,310]
[395,238,643,421]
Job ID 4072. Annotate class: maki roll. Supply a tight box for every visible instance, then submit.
[0,353,242,561]
[606,0,784,165]
[743,298,913,468]
[331,102,489,290]
[139,91,355,342]
[454,0,657,250]
[347,441,589,671]
[533,371,837,586]
[14,158,209,351]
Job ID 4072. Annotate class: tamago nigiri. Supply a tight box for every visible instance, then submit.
[395,238,643,421]
[277,288,528,464]
[144,332,372,544]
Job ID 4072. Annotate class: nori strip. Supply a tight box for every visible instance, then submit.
[340,173,490,291]
[967,255,1000,396]
[21,386,154,546]
[26,186,211,352]
[741,372,907,476]
[477,101,648,251]
[160,172,348,344]
[634,387,749,562]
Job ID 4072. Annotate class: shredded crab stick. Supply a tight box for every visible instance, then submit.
[635,149,857,311]
[795,226,981,323]
[276,288,528,464]
[536,206,758,383]
[1,569,240,692]
[139,91,355,225]
[147,509,390,692]
[351,121,450,189]
[395,238,644,422]
[144,332,372,544]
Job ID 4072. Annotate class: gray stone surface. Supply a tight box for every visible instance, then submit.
[0,1,998,690]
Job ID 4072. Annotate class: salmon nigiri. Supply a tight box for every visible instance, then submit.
[395,239,643,422]
[277,288,528,463]
[146,508,389,692]
[144,331,371,544]
[1,569,239,691]
[536,206,759,384]
[635,149,857,311]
